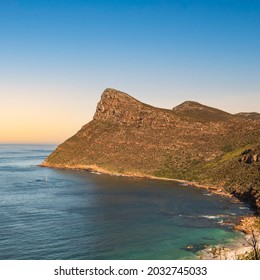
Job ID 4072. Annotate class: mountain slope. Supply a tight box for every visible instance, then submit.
[42,88,260,209]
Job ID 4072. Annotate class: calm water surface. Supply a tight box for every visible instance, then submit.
[0,145,253,259]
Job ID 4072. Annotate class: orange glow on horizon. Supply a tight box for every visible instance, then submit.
[1,88,94,144]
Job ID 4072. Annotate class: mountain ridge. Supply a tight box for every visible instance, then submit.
[234,112,260,120]
[172,100,233,122]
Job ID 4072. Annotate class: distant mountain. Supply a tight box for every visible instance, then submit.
[234,112,260,120]
[42,88,260,210]
[172,100,232,122]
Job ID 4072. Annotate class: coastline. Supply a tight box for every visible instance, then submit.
[199,216,260,260]
[39,162,259,260]
[198,233,260,260]
[39,162,236,199]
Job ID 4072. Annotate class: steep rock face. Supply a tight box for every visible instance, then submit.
[42,88,260,210]
[93,88,175,127]
[93,88,142,124]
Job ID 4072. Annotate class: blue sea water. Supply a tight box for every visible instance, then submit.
[0,144,253,260]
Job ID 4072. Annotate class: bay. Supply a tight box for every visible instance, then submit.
[0,144,252,259]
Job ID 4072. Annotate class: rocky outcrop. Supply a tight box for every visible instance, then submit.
[234,216,260,234]
[93,88,176,127]
[239,148,260,164]
[232,187,260,212]
[93,88,143,124]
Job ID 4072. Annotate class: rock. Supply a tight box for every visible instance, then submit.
[93,88,176,127]
[234,216,260,234]
[253,154,259,162]
[239,149,260,164]
[245,155,254,164]
[241,149,252,155]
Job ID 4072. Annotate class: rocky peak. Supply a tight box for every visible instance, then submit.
[94,88,139,113]
[172,101,204,111]
[93,88,173,126]
[93,88,144,124]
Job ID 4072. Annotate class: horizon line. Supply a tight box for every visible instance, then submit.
[0,142,58,145]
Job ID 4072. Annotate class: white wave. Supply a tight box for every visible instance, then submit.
[180,183,189,186]
[203,193,213,196]
[199,215,220,219]
[90,171,101,175]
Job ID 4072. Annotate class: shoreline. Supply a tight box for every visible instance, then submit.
[39,162,236,199]
[39,162,259,260]
[199,216,260,260]
[198,233,260,260]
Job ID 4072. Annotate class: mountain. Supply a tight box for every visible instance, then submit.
[41,88,260,210]
[172,100,232,122]
[234,112,260,120]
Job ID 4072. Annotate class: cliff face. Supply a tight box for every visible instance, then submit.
[93,88,177,127]
[93,89,142,124]
[42,88,260,210]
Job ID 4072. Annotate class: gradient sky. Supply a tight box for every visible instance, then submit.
[1,0,259,144]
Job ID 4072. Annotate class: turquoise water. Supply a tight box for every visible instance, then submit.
[0,144,252,259]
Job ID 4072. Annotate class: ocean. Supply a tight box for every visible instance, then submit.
[0,144,253,260]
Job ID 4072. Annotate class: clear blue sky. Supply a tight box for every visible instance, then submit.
[1,0,259,143]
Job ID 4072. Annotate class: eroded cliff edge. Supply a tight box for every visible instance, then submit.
[41,88,260,210]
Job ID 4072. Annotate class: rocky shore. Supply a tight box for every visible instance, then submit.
[199,216,260,260]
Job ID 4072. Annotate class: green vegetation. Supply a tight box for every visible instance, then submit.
[255,217,260,230]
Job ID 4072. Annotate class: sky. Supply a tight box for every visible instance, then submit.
[1,0,259,144]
